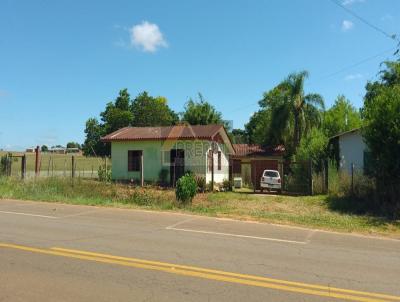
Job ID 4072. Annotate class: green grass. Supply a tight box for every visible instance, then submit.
[206,192,400,235]
[0,151,107,176]
[0,177,399,238]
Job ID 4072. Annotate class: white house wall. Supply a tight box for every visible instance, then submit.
[205,142,230,184]
[339,131,367,174]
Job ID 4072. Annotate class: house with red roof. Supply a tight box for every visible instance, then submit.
[101,125,235,186]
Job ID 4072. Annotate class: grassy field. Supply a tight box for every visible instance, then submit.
[0,177,399,238]
[0,151,107,177]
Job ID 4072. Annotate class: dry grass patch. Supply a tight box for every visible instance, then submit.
[0,177,399,237]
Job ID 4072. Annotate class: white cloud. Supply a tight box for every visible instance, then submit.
[341,20,354,31]
[130,21,167,52]
[344,73,363,81]
[342,0,365,5]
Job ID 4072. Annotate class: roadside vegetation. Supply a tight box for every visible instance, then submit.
[0,177,399,238]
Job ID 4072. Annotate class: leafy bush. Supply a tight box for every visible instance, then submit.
[296,128,328,172]
[221,179,231,191]
[98,164,111,182]
[175,173,197,204]
[362,61,400,215]
[194,175,206,192]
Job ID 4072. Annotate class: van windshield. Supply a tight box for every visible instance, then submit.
[264,171,279,177]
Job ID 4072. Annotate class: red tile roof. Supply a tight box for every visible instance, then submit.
[233,144,285,157]
[101,125,225,142]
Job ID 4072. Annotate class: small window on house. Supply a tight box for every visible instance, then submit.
[217,151,221,170]
[128,150,142,172]
[208,150,213,172]
[232,159,241,174]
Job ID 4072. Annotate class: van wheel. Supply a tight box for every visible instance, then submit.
[277,189,282,194]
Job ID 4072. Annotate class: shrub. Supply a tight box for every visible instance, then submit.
[194,175,206,192]
[362,61,400,215]
[296,128,328,172]
[221,179,231,191]
[98,164,111,182]
[175,173,197,204]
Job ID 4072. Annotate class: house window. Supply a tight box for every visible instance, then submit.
[217,151,221,170]
[208,150,213,172]
[128,150,142,171]
[232,159,241,174]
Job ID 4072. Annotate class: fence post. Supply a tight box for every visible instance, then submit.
[229,157,233,191]
[71,156,75,178]
[253,163,256,193]
[21,154,26,180]
[35,146,40,176]
[6,154,12,177]
[47,157,51,176]
[211,151,214,192]
[309,159,314,196]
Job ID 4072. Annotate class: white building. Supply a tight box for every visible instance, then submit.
[330,128,368,174]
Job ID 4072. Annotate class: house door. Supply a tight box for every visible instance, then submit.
[170,149,185,186]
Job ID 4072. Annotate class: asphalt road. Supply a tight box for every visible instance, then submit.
[0,199,399,302]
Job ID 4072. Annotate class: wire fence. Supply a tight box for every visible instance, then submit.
[0,152,109,180]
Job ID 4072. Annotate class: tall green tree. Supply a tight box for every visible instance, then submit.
[245,110,271,145]
[323,95,362,137]
[251,71,324,154]
[276,71,324,150]
[131,92,178,127]
[83,89,178,156]
[82,118,108,156]
[296,127,328,170]
[362,60,400,213]
[100,89,133,133]
[230,129,249,144]
[182,93,225,126]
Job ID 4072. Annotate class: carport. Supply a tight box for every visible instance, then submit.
[230,144,284,190]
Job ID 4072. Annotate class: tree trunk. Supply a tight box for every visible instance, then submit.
[293,111,300,150]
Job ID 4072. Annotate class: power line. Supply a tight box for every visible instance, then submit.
[227,47,395,114]
[309,47,396,82]
[329,0,399,43]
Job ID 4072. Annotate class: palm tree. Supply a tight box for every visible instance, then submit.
[269,71,325,152]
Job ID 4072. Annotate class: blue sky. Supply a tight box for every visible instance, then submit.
[0,0,399,150]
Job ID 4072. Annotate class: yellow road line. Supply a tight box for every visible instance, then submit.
[0,243,397,302]
[52,246,400,302]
